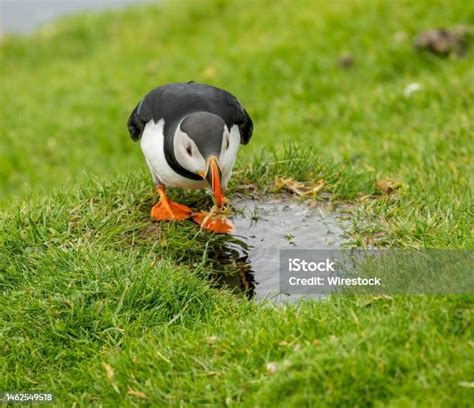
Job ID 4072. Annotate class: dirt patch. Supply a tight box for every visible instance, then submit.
[413,26,472,57]
[338,52,355,69]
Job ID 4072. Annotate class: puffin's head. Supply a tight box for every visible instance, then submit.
[174,112,232,206]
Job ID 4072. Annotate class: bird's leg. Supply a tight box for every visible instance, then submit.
[151,185,192,221]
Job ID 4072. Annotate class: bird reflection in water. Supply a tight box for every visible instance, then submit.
[204,234,256,299]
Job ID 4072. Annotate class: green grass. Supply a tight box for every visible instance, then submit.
[1,162,472,406]
[1,0,473,406]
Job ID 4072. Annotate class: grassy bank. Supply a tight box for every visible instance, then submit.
[1,0,473,406]
[1,153,472,406]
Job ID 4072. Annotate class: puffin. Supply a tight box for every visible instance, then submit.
[127,82,253,233]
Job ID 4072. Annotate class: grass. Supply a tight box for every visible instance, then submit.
[1,162,472,406]
[1,0,473,406]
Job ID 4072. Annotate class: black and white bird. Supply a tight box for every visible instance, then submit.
[127,82,253,231]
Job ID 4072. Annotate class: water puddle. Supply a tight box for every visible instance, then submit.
[206,198,351,302]
[1,0,154,34]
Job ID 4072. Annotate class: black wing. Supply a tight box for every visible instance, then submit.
[127,82,253,144]
[127,102,146,142]
[237,108,253,145]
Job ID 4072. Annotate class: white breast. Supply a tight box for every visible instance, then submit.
[140,119,208,189]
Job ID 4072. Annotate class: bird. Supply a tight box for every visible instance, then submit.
[127,82,253,232]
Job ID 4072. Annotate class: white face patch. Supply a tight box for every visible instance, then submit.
[175,122,241,190]
[219,125,241,188]
[173,126,206,174]
[140,119,207,189]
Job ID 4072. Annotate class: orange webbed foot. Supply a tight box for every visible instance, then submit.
[151,200,192,221]
[192,210,235,234]
[151,186,192,221]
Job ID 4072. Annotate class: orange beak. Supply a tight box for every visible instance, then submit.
[205,156,223,207]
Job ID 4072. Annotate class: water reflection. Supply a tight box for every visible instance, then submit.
[1,0,153,34]
[205,234,255,299]
[204,199,349,302]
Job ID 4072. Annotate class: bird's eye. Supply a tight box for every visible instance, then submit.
[225,137,230,150]
[186,145,192,156]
